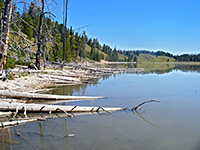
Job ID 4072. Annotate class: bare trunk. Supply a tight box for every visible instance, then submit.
[83,31,86,59]
[0,101,124,113]
[36,0,44,70]
[0,0,13,72]
[63,0,68,62]
[43,42,46,70]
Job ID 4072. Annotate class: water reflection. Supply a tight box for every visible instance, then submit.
[133,110,160,128]
[0,128,13,150]
[104,63,200,74]
[0,112,115,150]
[46,75,113,96]
[46,63,200,97]
[0,110,160,150]
[174,64,200,73]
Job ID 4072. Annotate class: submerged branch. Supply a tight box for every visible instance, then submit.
[131,100,161,111]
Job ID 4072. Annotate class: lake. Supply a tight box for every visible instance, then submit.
[1,64,200,150]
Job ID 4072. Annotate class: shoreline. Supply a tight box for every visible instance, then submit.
[0,62,145,94]
[0,62,107,103]
[1,61,199,96]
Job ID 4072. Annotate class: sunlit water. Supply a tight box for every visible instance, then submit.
[1,65,200,150]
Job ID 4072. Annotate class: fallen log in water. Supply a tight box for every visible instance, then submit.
[0,102,124,113]
[0,90,104,100]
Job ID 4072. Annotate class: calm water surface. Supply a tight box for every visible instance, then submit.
[1,65,200,150]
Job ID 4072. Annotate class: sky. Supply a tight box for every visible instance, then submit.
[53,0,200,55]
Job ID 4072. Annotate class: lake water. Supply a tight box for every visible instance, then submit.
[1,64,200,150]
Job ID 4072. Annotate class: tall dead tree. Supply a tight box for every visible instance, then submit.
[0,9,3,35]
[0,0,13,74]
[63,0,68,62]
[82,31,86,60]
[36,0,45,70]
[23,0,27,14]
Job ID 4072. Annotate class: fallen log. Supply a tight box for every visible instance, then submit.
[0,102,125,113]
[38,74,80,82]
[0,111,12,117]
[0,90,104,100]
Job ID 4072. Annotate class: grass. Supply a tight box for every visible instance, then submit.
[137,54,175,62]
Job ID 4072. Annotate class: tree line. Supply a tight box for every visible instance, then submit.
[118,50,200,62]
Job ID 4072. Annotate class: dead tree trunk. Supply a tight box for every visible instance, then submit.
[36,0,44,70]
[82,31,86,60]
[43,40,46,70]
[0,0,13,75]
[63,0,68,62]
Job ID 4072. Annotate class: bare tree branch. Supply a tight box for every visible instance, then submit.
[131,100,161,111]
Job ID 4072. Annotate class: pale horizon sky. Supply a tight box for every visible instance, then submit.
[53,0,200,55]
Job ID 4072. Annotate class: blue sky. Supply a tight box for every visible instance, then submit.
[54,0,200,54]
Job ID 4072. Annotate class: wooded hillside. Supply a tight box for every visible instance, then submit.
[0,0,200,73]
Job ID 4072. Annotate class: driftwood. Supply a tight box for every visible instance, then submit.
[0,90,104,100]
[131,100,161,111]
[0,102,125,113]
[0,111,12,117]
[38,74,80,82]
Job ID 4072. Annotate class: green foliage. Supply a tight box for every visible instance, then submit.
[6,57,16,69]
[175,54,200,62]
[15,60,31,66]
[133,56,137,62]
[0,0,5,34]
[89,46,100,61]
[28,2,39,38]
[0,0,4,9]
[69,27,77,61]
[21,13,33,40]
[65,30,71,62]
[87,38,92,47]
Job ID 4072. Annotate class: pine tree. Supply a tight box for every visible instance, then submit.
[90,46,95,59]
[28,2,39,38]
[22,13,33,40]
[95,50,100,61]
[65,30,71,62]
[69,27,77,61]
[87,38,92,47]
[134,56,137,62]
[75,32,80,57]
